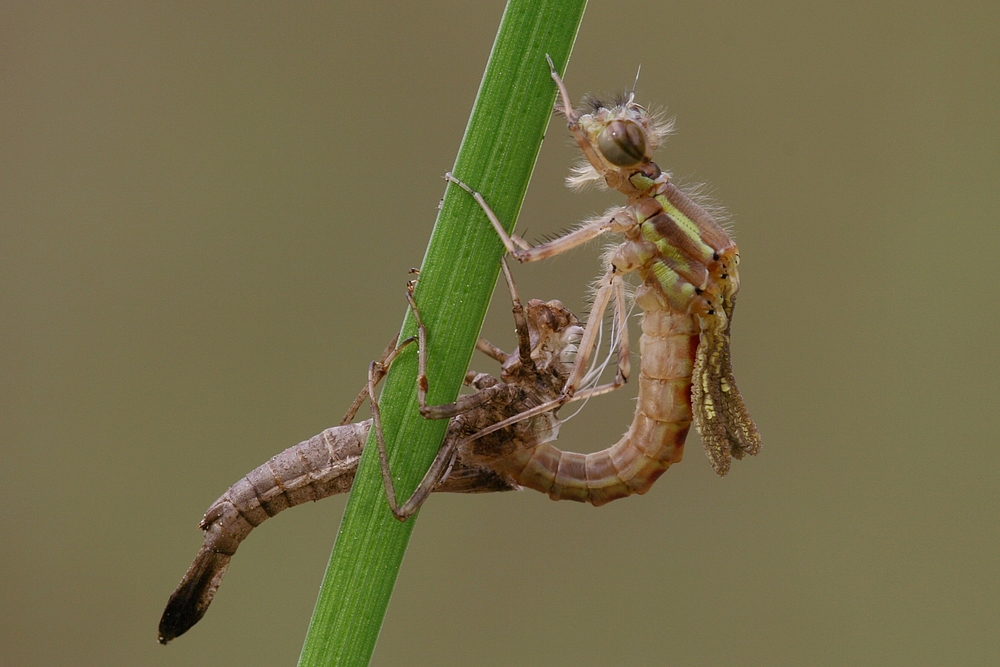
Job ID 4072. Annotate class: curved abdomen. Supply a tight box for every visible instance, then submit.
[158,422,369,643]
[492,305,698,506]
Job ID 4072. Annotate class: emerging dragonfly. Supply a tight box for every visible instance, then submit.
[158,264,592,643]
[442,56,761,501]
[160,60,762,642]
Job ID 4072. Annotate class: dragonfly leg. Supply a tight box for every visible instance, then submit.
[443,172,628,264]
[372,278,515,520]
[466,259,536,368]
[406,281,498,419]
[500,257,534,367]
[565,269,631,402]
[474,339,507,364]
[370,372,509,519]
[367,360,465,520]
[409,261,533,422]
[333,280,465,520]
[454,264,630,444]
[339,334,411,425]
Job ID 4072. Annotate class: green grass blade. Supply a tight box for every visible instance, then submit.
[296,1,587,665]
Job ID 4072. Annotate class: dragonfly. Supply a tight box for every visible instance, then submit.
[440,56,761,504]
[158,262,597,644]
[159,59,762,641]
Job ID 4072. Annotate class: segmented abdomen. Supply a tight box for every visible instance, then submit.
[491,304,698,506]
[158,422,369,643]
[200,422,367,553]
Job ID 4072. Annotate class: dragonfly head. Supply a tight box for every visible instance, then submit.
[570,94,673,194]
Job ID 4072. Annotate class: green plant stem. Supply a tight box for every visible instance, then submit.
[296,1,587,665]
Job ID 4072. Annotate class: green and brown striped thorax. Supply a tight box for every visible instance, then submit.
[622,182,740,318]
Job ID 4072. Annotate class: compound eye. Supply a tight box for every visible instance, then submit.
[597,120,647,167]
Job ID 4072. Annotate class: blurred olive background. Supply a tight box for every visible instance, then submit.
[3,1,998,665]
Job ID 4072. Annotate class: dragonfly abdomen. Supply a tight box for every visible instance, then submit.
[494,307,698,507]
